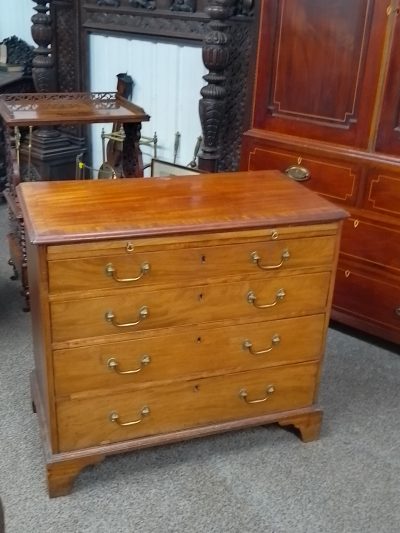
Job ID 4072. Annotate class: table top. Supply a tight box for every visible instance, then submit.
[17,170,348,245]
[0,92,150,126]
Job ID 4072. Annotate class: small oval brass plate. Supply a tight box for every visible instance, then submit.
[285,165,311,181]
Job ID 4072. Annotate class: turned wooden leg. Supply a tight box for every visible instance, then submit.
[277,409,323,442]
[21,287,30,313]
[46,455,105,498]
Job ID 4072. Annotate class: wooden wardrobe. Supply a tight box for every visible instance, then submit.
[240,0,400,344]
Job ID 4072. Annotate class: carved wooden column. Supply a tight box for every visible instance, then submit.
[198,0,234,172]
[27,0,85,171]
[31,0,57,92]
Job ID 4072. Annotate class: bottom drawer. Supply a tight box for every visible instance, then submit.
[57,361,318,452]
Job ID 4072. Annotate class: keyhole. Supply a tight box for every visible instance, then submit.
[197,336,202,343]
[193,384,200,392]
[201,255,206,264]
[198,293,204,301]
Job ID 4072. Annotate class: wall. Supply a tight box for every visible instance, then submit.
[89,34,207,175]
[0,0,34,45]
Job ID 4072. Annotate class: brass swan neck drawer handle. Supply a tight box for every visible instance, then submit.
[285,165,311,181]
[105,261,150,282]
[247,288,285,308]
[109,406,150,426]
[107,354,151,374]
[239,385,275,404]
[105,306,149,327]
[243,334,281,355]
[251,249,290,270]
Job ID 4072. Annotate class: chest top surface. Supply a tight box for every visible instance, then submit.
[17,170,348,245]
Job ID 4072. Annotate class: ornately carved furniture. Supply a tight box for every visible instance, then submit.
[17,169,346,497]
[0,91,149,309]
[241,0,400,344]
[0,37,35,198]
[43,0,257,172]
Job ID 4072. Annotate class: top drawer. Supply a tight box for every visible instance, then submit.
[47,232,337,294]
[242,142,361,206]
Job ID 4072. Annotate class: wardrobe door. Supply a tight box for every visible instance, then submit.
[375,5,400,156]
[252,0,387,148]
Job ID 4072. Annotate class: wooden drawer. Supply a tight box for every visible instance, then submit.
[341,216,400,273]
[47,235,337,293]
[50,272,331,343]
[56,361,318,452]
[363,170,400,218]
[53,314,326,396]
[244,143,360,206]
[334,262,400,333]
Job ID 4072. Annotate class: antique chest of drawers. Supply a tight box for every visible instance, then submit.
[17,170,347,497]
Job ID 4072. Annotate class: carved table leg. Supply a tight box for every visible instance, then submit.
[122,122,143,178]
[47,455,105,498]
[277,409,323,442]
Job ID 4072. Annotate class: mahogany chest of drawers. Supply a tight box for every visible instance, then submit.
[17,170,347,497]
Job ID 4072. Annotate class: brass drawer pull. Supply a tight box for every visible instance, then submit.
[109,406,150,426]
[243,334,281,355]
[285,165,311,181]
[239,385,275,404]
[247,288,285,308]
[105,261,150,282]
[107,354,151,374]
[105,306,149,327]
[251,249,290,270]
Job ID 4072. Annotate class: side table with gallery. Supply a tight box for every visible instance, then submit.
[0,91,149,309]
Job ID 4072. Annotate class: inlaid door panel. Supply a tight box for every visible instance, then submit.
[376,6,400,155]
[252,0,387,147]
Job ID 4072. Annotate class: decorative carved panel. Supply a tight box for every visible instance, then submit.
[270,0,371,125]
[50,0,256,170]
[218,20,254,171]
[52,0,81,93]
